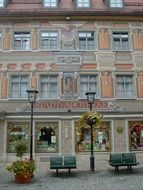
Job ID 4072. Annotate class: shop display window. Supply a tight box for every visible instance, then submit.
[76,121,111,152]
[35,122,58,153]
[7,122,29,153]
[129,121,143,151]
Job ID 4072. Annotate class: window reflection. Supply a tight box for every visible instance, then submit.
[36,122,58,153]
[76,121,111,152]
[129,121,143,151]
[7,122,29,153]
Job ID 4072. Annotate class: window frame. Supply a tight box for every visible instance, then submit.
[13,31,31,51]
[109,0,123,8]
[78,31,96,51]
[43,0,58,8]
[39,74,59,99]
[112,31,130,51]
[79,74,99,99]
[76,0,91,8]
[35,122,59,153]
[75,120,111,152]
[9,74,29,99]
[0,0,4,8]
[40,31,58,50]
[129,121,143,151]
[7,122,30,153]
[115,74,135,99]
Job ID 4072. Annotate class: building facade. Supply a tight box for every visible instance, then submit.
[0,0,143,162]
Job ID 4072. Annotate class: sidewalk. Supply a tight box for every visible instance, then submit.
[0,155,143,190]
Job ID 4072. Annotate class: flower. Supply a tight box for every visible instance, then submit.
[77,112,103,129]
[6,158,36,177]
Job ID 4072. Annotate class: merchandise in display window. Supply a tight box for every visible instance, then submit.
[129,121,143,151]
[35,122,58,153]
[7,122,29,153]
[76,121,111,152]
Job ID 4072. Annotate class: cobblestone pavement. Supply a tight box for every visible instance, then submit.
[0,156,143,190]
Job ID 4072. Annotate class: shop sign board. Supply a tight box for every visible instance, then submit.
[35,101,108,110]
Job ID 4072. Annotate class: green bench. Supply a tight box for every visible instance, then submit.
[50,155,76,175]
[109,152,139,171]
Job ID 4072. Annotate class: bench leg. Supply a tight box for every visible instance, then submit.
[127,165,132,171]
[56,169,59,176]
[68,168,71,175]
[115,166,119,171]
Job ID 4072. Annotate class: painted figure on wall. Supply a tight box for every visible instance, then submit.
[64,76,74,95]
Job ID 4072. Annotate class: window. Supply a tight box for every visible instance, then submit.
[0,32,2,49]
[110,0,123,8]
[7,122,29,153]
[13,32,30,50]
[113,32,129,50]
[35,122,58,153]
[129,121,143,151]
[76,121,111,152]
[10,75,28,98]
[44,0,57,7]
[78,31,95,50]
[116,75,134,98]
[80,75,98,98]
[40,75,58,98]
[77,0,90,8]
[40,31,58,50]
[0,0,4,7]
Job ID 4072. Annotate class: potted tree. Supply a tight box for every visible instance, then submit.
[6,141,37,183]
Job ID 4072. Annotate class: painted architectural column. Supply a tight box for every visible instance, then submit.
[1,73,8,99]
[101,71,113,98]
[132,29,143,49]
[3,28,10,50]
[137,72,143,97]
[98,29,110,50]
[32,28,39,50]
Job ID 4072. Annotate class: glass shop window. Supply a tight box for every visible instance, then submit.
[129,121,143,151]
[35,122,58,153]
[76,121,111,152]
[7,122,29,153]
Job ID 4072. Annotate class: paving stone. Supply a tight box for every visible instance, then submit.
[0,159,143,190]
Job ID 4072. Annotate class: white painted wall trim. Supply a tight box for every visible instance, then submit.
[111,120,114,153]
[125,119,129,152]
[59,120,62,154]
[72,120,75,155]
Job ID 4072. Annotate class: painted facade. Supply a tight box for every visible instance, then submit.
[0,0,143,161]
